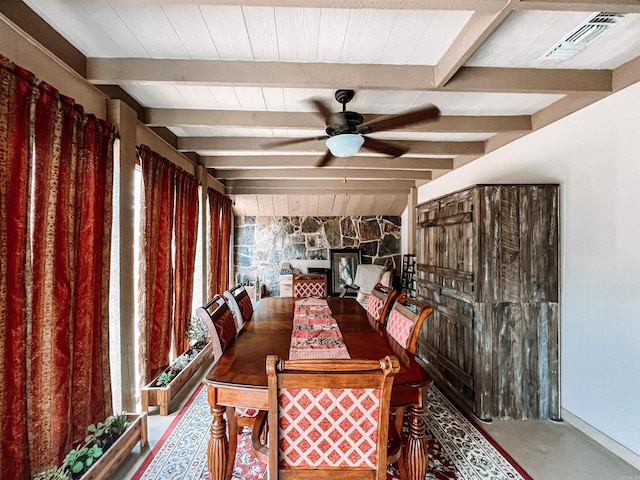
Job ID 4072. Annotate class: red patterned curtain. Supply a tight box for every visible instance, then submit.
[207,187,232,297]
[138,146,200,379]
[173,169,199,356]
[138,145,176,383]
[0,57,34,480]
[0,55,115,477]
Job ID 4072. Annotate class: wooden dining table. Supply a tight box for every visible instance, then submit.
[202,296,433,480]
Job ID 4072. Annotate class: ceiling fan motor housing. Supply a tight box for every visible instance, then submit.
[326,111,365,136]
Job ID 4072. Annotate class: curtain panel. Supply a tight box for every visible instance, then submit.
[137,146,199,382]
[207,188,232,298]
[172,169,199,356]
[0,55,116,478]
[138,145,176,384]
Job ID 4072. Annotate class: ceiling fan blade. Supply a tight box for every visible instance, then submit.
[262,136,324,148]
[308,98,348,130]
[363,137,407,157]
[359,105,441,132]
[309,99,334,124]
[315,150,334,168]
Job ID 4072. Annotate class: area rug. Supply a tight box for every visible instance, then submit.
[132,384,531,480]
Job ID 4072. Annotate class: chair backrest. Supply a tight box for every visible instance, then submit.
[292,273,327,299]
[266,355,399,480]
[195,295,237,359]
[366,283,399,325]
[385,294,433,354]
[223,284,254,332]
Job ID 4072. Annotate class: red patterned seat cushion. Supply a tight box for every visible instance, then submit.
[278,387,380,468]
[366,295,384,321]
[386,309,415,349]
[294,282,325,299]
[214,308,237,351]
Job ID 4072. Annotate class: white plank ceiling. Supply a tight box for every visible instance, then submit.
[14,0,640,216]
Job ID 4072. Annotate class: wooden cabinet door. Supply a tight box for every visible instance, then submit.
[415,189,476,407]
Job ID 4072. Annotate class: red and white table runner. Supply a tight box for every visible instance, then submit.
[289,298,351,360]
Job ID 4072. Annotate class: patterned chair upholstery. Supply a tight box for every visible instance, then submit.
[223,284,254,332]
[366,283,399,326]
[293,273,327,299]
[385,294,433,355]
[195,295,260,434]
[254,355,399,479]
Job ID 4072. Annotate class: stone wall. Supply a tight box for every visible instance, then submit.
[234,216,402,296]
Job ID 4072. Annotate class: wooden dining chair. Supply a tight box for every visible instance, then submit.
[366,283,399,326]
[195,295,261,456]
[223,284,254,332]
[292,272,327,299]
[385,293,433,443]
[253,355,400,479]
[385,294,433,355]
[195,295,237,360]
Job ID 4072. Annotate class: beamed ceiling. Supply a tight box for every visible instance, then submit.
[5,0,640,216]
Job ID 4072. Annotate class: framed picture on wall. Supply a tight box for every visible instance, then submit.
[330,248,362,296]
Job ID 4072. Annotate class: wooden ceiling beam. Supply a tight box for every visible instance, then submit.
[443,67,612,94]
[87,58,436,90]
[88,59,611,94]
[147,108,531,132]
[106,0,506,10]
[435,6,515,87]
[227,179,416,189]
[227,187,412,195]
[201,155,454,170]
[104,0,640,12]
[179,136,485,155]
[514,0,640,13]
[613,54,640,93]
[213,168,431,180]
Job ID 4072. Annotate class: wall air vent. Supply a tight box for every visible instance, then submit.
[542,12,625,60]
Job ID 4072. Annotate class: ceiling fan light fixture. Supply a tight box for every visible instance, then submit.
[326,134,364,157]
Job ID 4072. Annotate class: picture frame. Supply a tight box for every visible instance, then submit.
[329,248,362,297]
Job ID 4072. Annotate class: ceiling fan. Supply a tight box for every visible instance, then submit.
[265,89,441,167]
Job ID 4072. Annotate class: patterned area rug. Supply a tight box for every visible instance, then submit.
[132,385,531,480]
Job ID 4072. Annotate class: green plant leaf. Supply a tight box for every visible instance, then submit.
[71,461,83,474]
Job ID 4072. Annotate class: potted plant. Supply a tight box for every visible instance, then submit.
[141,315,213,415]
[34,411,147,480]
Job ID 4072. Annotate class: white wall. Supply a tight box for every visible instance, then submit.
[417,82,640,457]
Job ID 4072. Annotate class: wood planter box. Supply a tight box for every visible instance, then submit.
[82,412,148,480]
[141,341,213,415]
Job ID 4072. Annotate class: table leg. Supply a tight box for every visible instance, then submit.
[404,404,428,480]
[207,402,229,480]
[226,406,238,479]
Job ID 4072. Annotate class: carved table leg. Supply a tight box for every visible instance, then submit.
[404,404,428,480]
[207,402,229,480]
[225,406,238,480]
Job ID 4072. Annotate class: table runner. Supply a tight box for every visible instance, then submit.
[289,298,351,360]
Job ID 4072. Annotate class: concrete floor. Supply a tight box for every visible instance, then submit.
[112,365,640,480]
